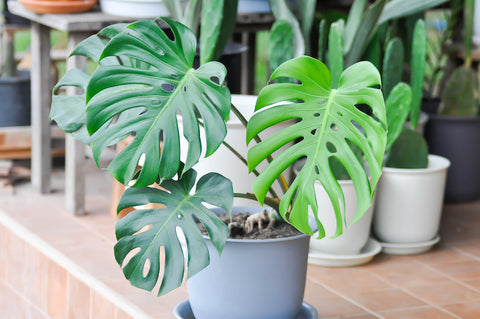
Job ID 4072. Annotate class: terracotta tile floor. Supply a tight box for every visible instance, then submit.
[1,159,480,318]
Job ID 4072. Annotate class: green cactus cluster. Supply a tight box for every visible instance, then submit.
[381,19,429,169]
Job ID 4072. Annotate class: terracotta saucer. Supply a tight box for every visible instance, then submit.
[19,0,97,14]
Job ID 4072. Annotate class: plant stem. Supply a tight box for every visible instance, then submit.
[230,103,289,194]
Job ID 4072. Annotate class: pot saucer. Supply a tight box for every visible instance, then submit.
[174,300,318,319]
[308,238,382,267]
[379,235,440,255]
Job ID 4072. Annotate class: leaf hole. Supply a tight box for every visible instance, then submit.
[314,165,320,175]
[171,73,179,79]
[326,142,337,153]
[355,104,373,116]
[150,97,162,107]
[337,112,343,117]
[210,76,220,85]
[314,113,320,117]
[143,258,151,278]
[330,123,339,131]
[161,83,175,92]
[311,129,317,135]
[122,247,141,268]
[318,100,326,105]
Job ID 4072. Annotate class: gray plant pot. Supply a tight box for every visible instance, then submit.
[0,71,31,127]
[187,206,311,319]
[424,114,480,202]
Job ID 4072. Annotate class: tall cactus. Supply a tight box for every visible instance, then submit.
[409,19,427,129]
[382,37,404,99]
[439,0,480,117]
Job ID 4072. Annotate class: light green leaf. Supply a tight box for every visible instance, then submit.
[115,169,233,296]
[247,57,387,237]
[85,18,231,187]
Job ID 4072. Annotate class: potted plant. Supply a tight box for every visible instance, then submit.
[424,0,480,203]
[0,3,31,127]
[50,17,387,319]
[373,19,451,254]
[297,19,380,266]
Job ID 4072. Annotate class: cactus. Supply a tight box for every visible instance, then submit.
[382,37,404,99]
[409,19,427,129]
[439,0,480,117]
[439,66,480,116]
[269,20,295,72]
[386,128,429,169]
[328,19,344,88]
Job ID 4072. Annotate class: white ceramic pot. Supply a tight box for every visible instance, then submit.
[373,154,450,244]
[100,0,170,18]
[179,95,294,206]
[309,179,376,256]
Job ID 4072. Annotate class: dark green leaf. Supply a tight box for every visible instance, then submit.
[85,18,231,187]
[115,169,233,296]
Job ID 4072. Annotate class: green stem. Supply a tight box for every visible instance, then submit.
[230,103,289,195]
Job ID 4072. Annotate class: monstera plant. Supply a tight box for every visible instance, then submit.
[51,17,387,297]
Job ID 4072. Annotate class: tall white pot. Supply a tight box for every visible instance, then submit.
[309,179,375,256]
[179,95,293,206]
[100,0,169,18]
[373,154,450,244]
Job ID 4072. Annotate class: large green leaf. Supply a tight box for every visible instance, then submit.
[247,57,387,237]
[115,169,233,296]
[85,18,231,187]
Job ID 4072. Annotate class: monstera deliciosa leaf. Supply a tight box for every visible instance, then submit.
[85,18,231,187]
[115,168,233,296]
[247,56,387,237]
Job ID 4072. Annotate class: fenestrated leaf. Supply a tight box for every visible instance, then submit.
[85,18,231,187]
[115,169,233,296]
[247,57,386,238]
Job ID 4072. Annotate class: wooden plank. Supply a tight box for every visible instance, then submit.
[8,2,136,32]
[0,126,64,151]
[65,32,89,215]
[30,22,52,194]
